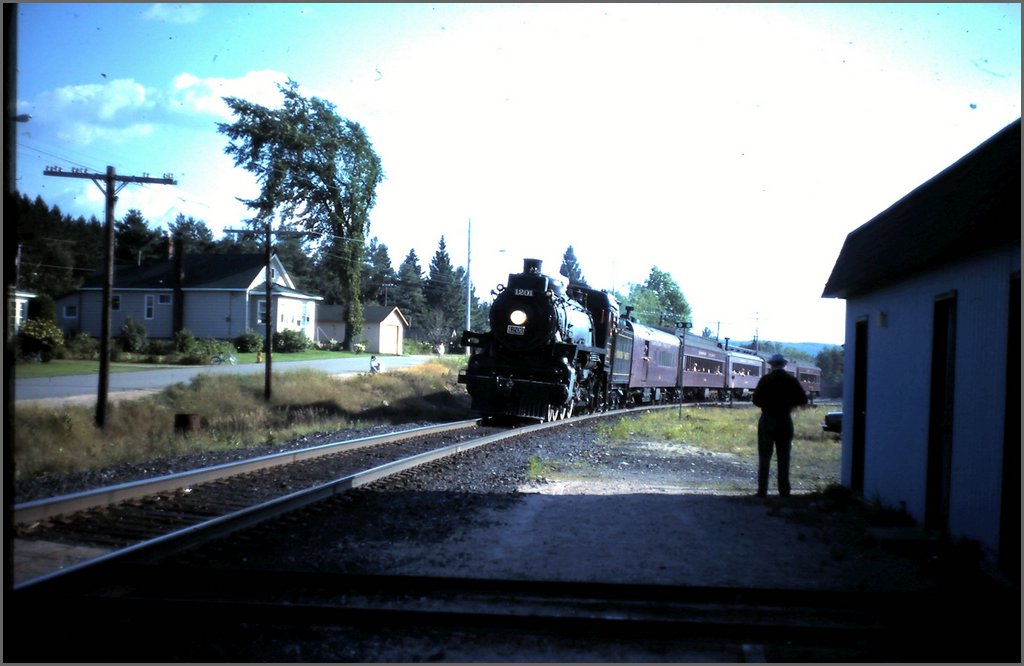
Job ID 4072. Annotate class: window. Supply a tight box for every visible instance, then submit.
[144,295,155,320]
[64,304,78,319]
[257,300,268,324]
[111,295,121,311]
[158,294,171,305]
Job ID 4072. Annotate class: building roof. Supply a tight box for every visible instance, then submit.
[822,118,1021,299]
[76,254,317,299]
[319,304,409,326]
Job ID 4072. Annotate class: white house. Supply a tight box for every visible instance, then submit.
[55,253,322,341]
[822,118,1020,579]
[317,304,408,355]
[6,288,36,339]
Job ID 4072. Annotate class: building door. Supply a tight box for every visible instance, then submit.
[925,292,957,532]
[999,273,1020,581]
[850,318,868,494]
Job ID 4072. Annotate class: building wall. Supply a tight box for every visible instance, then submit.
[183,291,240,338]
[841,245,1019,558]
[317,312,405,354]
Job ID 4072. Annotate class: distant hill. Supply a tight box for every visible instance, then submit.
[735,341,842,360]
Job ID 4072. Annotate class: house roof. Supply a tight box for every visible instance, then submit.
[319,304,409,326]
[77,253,318,298]
[822,118,1021,300]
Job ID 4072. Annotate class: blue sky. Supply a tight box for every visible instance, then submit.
[13,3,1022,345]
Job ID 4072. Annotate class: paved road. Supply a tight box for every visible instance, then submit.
[11,355,437,403]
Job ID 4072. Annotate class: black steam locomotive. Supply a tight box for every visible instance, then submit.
[458,258,820,421]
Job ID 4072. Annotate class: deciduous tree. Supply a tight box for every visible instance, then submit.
[219,78,383,350]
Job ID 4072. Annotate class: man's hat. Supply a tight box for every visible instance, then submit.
[768,353,788,366]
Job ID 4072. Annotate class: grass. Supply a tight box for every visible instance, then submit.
[594,404,842,489]
[13,360,472,481]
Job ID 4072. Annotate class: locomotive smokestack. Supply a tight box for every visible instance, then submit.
[523,258,542,274]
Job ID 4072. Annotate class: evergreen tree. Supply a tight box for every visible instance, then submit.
[394,249,427,326]
[211,231,262,254]
[168,214,216,254]
[559,245,588,288]
[360,237,399,306]
[14,193,104,299]
[423,237,465,344]
[115,209,165,266]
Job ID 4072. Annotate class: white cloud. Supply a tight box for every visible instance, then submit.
[58,121,155,147]
[143,3,205,25]
[168,70,290,119]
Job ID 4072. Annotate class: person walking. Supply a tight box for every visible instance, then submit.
[751,353,808,497]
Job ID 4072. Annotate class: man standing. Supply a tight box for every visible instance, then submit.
[751,353,808,497]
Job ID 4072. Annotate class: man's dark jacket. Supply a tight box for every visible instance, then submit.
[752,369,808,415]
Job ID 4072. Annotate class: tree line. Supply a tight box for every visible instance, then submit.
[11,191,488,348]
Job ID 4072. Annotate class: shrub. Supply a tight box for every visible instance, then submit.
[148,339,175,356]
[233,329,265,353]
[17,318,65,362]
[178,338,235,365]
[27,294,57,323]
[66,331,99,360]
[272,329,312,353]
[119,316,149,354]
[174,329,197,354]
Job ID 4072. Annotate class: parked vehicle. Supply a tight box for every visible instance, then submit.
[821,411,842,434]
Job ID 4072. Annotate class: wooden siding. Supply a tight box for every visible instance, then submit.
[841,245,1019,559]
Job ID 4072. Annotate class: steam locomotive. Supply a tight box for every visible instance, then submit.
[458,258,820,421]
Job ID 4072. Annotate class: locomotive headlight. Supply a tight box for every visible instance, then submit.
[509,309,528,326]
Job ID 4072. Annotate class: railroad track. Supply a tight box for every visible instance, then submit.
[10,563,979,662]
[13,408,643,588]
[10,403,1016,662]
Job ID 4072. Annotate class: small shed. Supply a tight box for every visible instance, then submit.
[822,118,1020,578]
[317,304,409,355]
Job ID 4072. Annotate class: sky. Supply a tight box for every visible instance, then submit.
[12,3,1022,346]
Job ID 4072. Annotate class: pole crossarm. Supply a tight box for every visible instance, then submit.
[43,166,177,186]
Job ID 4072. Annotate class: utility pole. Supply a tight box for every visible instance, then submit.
[465,218,471,356]
[224,224,307,402]
[43,166,176,429]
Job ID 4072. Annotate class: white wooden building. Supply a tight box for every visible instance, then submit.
[55,253,321,342]
[317,305,408,355]
[822,119,1020,578]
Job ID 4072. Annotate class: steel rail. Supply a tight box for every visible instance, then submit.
[14,408,640,591]
[14,419,479,525]
[14,401,699,526]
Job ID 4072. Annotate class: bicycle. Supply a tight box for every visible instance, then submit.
[211,351,237,365]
